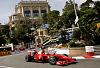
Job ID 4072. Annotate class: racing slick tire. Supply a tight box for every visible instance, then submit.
[49,56,57,65]
[25,55,32,62]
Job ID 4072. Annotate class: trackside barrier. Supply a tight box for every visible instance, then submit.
[84,46,95,58]
[48,46,96,57]
[6,43,14,51]
[0,47,12,57]
[0,51,11,56]
[48,48,69,55]
[69,47,85,56]
[48,48,85,56]
[48,47,93,56]
[94,45,100,55]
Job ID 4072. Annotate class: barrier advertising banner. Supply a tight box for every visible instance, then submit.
[48,48,69,55]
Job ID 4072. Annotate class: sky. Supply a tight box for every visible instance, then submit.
[0,0,99,24]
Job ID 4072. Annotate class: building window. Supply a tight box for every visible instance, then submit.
[33,10,39,17]
[41,10,46,16]
[41,10,46,13]
[24,10,31,17]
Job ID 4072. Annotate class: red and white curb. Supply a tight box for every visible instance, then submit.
[72,55,100,59]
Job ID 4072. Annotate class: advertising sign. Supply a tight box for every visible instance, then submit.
[85,46,94,52]
[48,48,69,55]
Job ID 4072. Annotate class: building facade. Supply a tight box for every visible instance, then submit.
[9,0,50,29]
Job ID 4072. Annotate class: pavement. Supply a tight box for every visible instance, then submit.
[1,53,100,68]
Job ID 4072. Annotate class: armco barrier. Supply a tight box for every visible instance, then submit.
[94,45,100,55]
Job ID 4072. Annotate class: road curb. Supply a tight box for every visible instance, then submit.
[72,55,100,59]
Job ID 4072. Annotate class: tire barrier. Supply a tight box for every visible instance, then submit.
[0,50,11,56]
[0,47,12,57]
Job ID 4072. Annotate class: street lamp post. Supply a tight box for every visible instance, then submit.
[73,0,79,27]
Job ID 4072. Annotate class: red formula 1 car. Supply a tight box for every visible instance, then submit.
[48,54,77,65]
[25,49,77,66]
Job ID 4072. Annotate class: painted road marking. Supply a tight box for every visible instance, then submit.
[72,56,85,59]
[0,66,14,68]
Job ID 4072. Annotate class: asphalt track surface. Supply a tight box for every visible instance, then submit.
[0,52,100,68]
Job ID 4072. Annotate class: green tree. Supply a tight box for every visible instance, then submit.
[2,25,10,37]
[47,10,60,28]
[42,10,60,36]
[42,13,48,24]
[72,29,81,40]
[0,24,10,45]
[14,23,26,39]
[12,17,32,43]
[77,0,100,45]
[62,0,79,28]
[0,23,3,36]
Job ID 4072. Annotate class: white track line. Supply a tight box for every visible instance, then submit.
[72,56,85,59]
[93,55,100,58]
[0,66,14,68]
[73,55,100,59]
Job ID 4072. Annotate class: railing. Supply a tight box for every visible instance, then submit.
[94,45,100,55]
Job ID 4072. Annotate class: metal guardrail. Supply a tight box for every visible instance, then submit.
[94,45,100,55]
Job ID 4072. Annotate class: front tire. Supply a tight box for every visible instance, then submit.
[49,56,57,65]
[25,55,32,62]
